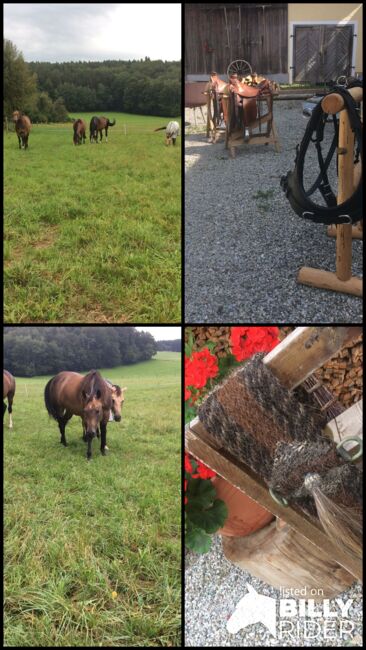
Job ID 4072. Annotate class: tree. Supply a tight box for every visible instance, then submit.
[4,39,38,116]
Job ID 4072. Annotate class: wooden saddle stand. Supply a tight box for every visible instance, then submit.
[204,69,281,156]
[298,86,363,298]
[185,326,363,597]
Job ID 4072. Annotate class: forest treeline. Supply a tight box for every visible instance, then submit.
[4,327,158,377]
[4,39,181,122]
[156,339,181,352]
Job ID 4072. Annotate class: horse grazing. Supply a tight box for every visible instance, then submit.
[73,118,86,145]
[12,110,31,149]
[89,116,116,143]
[154,121,180,145]
[44,370,112,460]
[3,370,16,428]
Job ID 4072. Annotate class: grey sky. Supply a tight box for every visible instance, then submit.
[136,327,181,341]
[4,3,181,62]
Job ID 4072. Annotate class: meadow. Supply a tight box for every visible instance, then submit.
[4,352,181,646]
[4,113,181,323]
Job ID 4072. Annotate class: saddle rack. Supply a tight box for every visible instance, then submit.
[185,326,363,587]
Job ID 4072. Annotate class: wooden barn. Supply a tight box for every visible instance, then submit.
[185,3,363,83]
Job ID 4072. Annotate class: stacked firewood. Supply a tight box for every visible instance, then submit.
[186,326,232,357]
[185,327,362,409]
[314,334,362,409]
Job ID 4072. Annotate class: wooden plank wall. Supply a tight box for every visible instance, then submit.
[185,3,288,76]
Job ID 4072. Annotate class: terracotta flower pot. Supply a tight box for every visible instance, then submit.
[211,475,274,537]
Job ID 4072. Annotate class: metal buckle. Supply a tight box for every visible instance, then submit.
[269,487,289,507]
[337,214,353,224]
[336,436,363,462]
[302,211,315,219]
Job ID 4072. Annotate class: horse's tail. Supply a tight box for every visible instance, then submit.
[44,377,60,420]
[108,119,116,127]
[154,126,167,132]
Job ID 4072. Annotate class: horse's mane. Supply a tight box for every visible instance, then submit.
[81,370,111,405]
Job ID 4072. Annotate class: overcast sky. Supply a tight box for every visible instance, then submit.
[4,3,181,63]
[136,327,181,341]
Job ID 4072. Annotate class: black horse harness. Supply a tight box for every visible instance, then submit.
[281,81,362,225]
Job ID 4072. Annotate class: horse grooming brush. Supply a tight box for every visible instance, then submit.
[198,353,362,559]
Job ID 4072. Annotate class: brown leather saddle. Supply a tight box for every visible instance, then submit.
[228,73,273,130]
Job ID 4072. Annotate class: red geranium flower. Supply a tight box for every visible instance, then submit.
[231,326,280,361]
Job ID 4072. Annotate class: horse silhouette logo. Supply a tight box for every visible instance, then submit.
[227,583,277,637]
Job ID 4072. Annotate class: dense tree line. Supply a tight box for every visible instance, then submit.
[4,39,180,123]
[4,327,158,377]
[157,339,181,352]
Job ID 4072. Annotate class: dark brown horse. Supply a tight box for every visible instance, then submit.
[89,116,116,143]
[3,370,16,429]
[12,110,31,149]
[73,118,86,145]
[44,370,112,460]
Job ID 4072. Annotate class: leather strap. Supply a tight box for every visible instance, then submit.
[281,81,362,225]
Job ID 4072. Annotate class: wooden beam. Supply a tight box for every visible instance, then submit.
[263,326,363,388]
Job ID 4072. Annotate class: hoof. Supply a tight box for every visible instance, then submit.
[101,448,108,456]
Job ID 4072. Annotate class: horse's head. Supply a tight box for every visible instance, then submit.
[110,386,127,422]
[227,584,277,637]
[12,110,21,122]
[82,392,103,439]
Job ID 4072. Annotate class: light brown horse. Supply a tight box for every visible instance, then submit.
[73,118,86,145]
[44,370,112,460]
[89,116,116,143]
[12,110,31,149]
[3,370,16,429]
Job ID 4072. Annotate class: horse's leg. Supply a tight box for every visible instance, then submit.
[105,127,108,143]
[58,412,72,446]
[8,396,13,429]
[100,420,108,455]
[18,135,21,149]
[3,402,7,418]
[86,438,92,461]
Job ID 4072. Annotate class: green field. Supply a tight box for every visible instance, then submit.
[4,113,181,323]
[4,352,181,647]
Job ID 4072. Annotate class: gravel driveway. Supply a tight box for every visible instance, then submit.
[185,536,363,647]
[185,101,363,322]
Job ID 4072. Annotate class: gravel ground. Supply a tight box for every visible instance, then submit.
[185,535,363,647]
[184,101,363,322]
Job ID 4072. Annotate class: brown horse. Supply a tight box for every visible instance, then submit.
[12,110,31,149]
[81,379,127,449]
[3,370,16,428]
[44,370,112,460]
[73,118,86,145]
[89,116,116,143]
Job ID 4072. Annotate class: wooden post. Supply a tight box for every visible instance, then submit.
[297,86,362,297]
[185,326,363,580]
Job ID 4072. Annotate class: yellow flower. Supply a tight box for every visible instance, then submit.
[111,591,118,599]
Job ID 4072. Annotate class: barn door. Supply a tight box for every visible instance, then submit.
[293,25,353,84]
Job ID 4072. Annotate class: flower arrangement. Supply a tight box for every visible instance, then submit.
[184,326,280,553]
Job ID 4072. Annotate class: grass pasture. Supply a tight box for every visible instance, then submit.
[4,353,181,646]
[4,113,181,323]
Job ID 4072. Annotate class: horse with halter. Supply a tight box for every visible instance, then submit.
[89,116,116,143]
[3,370,16,429]
[44,370,112,460]
[73,118,86,145]
[12,110,31,149]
